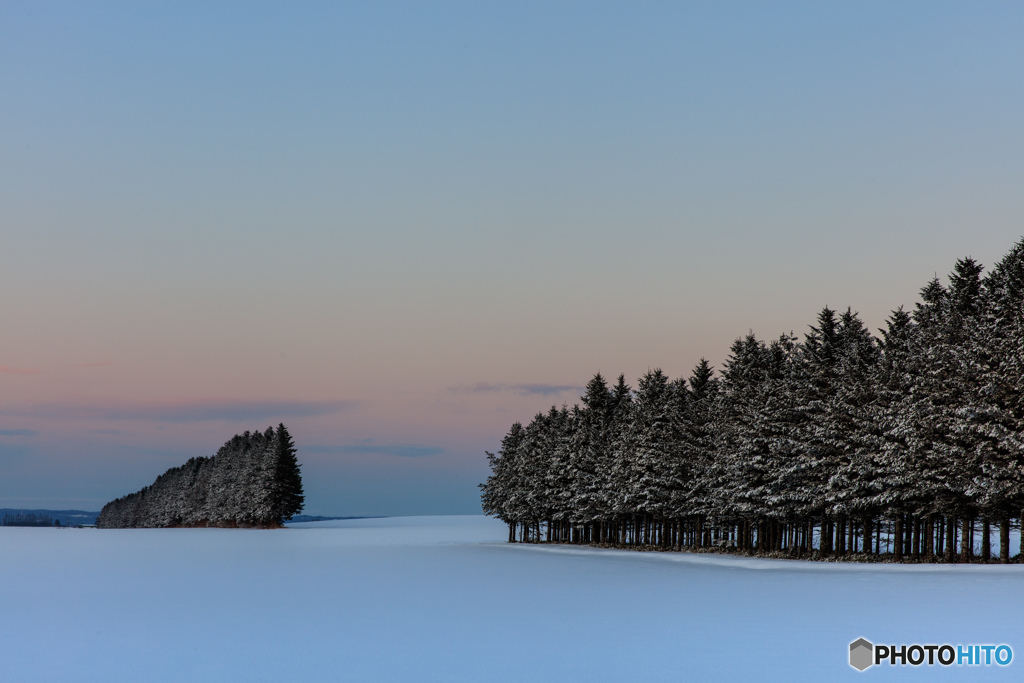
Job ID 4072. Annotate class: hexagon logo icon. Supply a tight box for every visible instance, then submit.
[850,638,874,671]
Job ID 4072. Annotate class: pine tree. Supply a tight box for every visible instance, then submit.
[569,374,615,529]
[480,422,526,540]
[976,246,1024,560]
[684,359,721,539]
[274,423,305,524]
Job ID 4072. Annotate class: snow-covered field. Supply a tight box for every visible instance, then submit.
[2,515,1021,681]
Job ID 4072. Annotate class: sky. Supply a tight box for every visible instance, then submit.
[1,2,1023,515]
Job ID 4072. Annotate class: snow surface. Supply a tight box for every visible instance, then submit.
[2,515,1022,681]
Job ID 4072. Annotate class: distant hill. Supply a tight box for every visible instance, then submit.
[0,511,375,527]
[286,515,381,524]
[0,509,99,527]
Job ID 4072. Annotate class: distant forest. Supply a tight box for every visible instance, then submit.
[481,238,1024,563]
[2,512,59,527]
[0,509,97,527]
[96,424,304,529]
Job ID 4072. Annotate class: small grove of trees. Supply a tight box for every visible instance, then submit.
[481,239,1024,563]
[96,423,304,529]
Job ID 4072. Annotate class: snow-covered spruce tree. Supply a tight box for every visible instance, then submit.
[975,246,1024,561]
[273,423,305,524]
[662,375,697,549]
[682,359,722,549]
[821,309,882,555]
[539,405,573,543]
[604,371,676,547]
[714,334,769,536]
[480,422,526,542]
[568,374,616,542]
[715,333,803,554]
[615,369,691,547]
[791,308,847,555]
[893,263,988,560]
[500,414,541,540]
[502,409,564,542]
[942,259,991,559]
[753,335,805,554]
[600,375,635,543]
[96,426,304,528]
[872,307,925,557]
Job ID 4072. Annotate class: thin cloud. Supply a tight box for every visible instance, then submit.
[0,366,40,375]
[305,442,443,458]
[451,382,583,397]
[0,444,32,460]
[0,400,359,423]
[71,361,111,368]
[0,429,37,437]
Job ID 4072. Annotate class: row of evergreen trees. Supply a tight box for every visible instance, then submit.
[97,424,304,528]
[481,239,1024,562]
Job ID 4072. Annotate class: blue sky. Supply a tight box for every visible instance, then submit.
[1,2,1022,514]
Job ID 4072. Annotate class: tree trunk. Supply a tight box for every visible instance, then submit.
[1000,515,1010,564]
[960,517,971,562]
[894,516,903,560]
[863,515,872,555]
[982,519,991,561]
[911,515,920,559]
[946,517,956,562]
[925,516,934,558]
[1021,511,1024,559]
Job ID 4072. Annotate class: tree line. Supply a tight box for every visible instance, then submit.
[96,424,304,528]
[480,239,1024,562]
[2,512,58,527]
